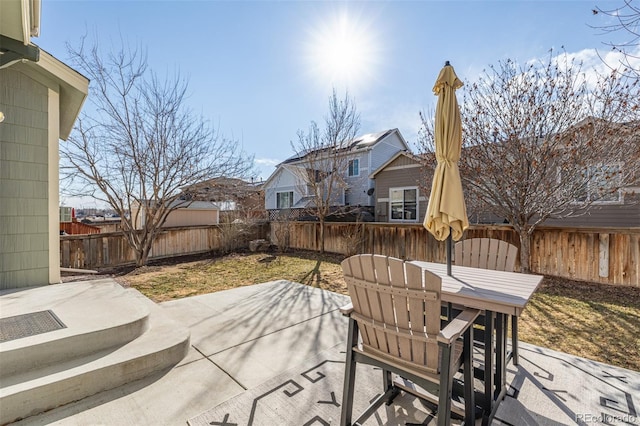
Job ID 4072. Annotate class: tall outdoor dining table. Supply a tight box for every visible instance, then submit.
[410,261,543,424]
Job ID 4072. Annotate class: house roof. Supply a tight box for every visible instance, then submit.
[1,0,88,140]
[9,48,89,140]
[293,196,316,209]
[264,128,409,188]
[170,200,219,210]
[261,163,303,189]
[137,199,220,210]
[281,128,404,165]
[369,150,424,179]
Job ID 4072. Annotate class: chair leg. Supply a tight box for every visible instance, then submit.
[341,318,359,426]
[383,368,392,390]
[511,316,519,366]
[382,369,401,406]
[463,327,475,425]
[437,344,454,426]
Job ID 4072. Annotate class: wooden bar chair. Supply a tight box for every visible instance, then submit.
[340,254,479,426]
[454,238,520,365]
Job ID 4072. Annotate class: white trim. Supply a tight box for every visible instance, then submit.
[16,50,89,140]
[21,0,30,43]
[48,88,60,284]
[348,158,360,177]
[572,162,625,205]
[382,164,422,172]
[369,150,421,179]
[377,197,390,202]
[388,186,420,223]
[276,190,294,209]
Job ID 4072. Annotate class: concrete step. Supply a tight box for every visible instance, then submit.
[0,282,190,425]
[0,280,149,378]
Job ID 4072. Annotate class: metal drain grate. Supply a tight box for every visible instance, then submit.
[0,310,66,343]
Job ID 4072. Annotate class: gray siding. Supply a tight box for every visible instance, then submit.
[374,156,428,223]
[542,193,640,227]
[466,191,639,227]
[264,167,308,210]
[369,132,405,173]
[344,152,371,206]
[0,68,50,289]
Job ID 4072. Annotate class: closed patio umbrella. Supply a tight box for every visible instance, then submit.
[423,61,469,275]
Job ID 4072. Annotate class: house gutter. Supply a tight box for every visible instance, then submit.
[0,34,40,69]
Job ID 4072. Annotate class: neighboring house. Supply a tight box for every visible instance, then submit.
[369,151,429,223]
[1,0,89,289]
[469,189,640,228]
[182,177,266,221]
[59,207,100,235]
[541,191,640,228]
[475,119,639,228]
[131,200,220,229]
[264,129,409,219]
[537,119,639,228]
[80,216,122,233]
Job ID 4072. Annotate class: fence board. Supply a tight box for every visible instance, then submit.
[269,222,639,286]
[60,224,269,269]
[61,222,638,286]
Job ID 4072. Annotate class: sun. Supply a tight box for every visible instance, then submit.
[306,10,380,92]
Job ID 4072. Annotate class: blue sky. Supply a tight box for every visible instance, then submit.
[36,0,627,200]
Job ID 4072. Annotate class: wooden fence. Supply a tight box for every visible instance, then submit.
[60,223,269,269]
[60,221,639,286]
[270,222,640,286]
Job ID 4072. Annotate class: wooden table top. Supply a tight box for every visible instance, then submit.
[411,261,544,316]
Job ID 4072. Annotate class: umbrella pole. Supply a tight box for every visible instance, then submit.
[446,229,452,276]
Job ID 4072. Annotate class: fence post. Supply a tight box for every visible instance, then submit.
[599,233,609,278]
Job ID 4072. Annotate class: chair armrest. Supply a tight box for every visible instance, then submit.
[340,302,354,316]
[437,308,480,344]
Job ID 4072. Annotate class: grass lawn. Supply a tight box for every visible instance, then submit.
[120,251,640,372]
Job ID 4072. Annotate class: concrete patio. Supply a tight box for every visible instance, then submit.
[1,279,639,425]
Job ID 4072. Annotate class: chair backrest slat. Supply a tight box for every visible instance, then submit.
[455,238,518,272]
[342,255,443,373]
[405,263,426,366]
[359,255,388,354]
[388,257,412,363]
[342,256,373,348]
[487,238,500,270]
[373,255,399,357]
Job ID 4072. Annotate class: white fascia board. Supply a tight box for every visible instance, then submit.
[17,48,89,140]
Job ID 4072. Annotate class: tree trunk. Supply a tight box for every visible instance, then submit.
[518,228,532,273]
[136,241,152,267]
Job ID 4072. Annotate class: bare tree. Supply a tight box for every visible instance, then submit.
[291,90,360,253]
[61,40,253,266]
[419,52,639,272]
[592,1,640,80]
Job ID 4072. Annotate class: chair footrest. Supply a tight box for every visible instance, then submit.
[393,379,467,418]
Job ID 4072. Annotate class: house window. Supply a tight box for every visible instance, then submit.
[576,164,622,203]
[389,187,418,221]
[348,159,359,177]
[276,191,294,209]
[59,207,72,223]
